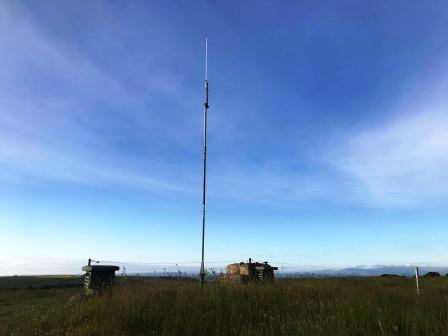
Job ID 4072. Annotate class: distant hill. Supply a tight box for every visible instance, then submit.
[312,265,448,277]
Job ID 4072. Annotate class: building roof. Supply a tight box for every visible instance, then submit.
[82,265,120,272]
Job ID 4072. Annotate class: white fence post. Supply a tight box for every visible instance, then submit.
[415,267,420,296]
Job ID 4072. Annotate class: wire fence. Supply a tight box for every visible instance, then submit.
[86,259,377,279]
[81,259,448,280]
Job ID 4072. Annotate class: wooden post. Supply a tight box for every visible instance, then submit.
[415,267,420,295]
[248,258,252,281]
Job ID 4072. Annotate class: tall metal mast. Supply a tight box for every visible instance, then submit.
[200,38,209,285]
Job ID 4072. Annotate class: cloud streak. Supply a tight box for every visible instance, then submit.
[332,101,448,207]
[0,2,200,198]
[1,1,448,211]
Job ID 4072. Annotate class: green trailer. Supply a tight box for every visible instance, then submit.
[82,259,119,294]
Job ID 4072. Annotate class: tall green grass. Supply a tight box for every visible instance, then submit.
[2,277,448,335]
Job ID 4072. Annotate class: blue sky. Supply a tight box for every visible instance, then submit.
[1,1,448,275]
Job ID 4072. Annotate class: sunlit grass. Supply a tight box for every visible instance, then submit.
[2,277,448,335]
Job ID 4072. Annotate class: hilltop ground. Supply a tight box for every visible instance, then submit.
[1,276,448,335]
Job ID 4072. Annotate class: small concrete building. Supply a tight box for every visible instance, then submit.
[221,258,278,283]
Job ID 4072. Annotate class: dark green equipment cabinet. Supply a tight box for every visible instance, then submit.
[82,261,119,294]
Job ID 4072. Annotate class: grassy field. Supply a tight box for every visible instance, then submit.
[0,275,82,290]
[0,276,82,335]
[1,276,448,335]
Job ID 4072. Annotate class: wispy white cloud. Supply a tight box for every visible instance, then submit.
[208,163,334,205]
[0,2,190,100]
[1,2,338,207]
[0,4,131,102]
[332,102,448,207]
[0,113,196,195]
[0,2,199,196]
[2,1,448,211]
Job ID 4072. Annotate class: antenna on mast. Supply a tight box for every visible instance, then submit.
[200,38,209,286]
